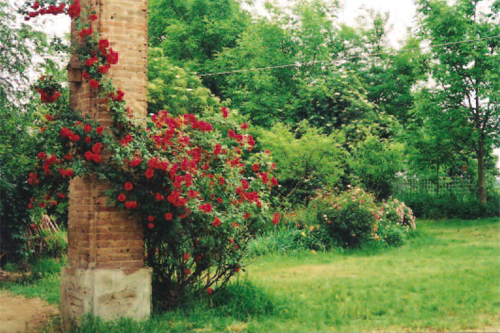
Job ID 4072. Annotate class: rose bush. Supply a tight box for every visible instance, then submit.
[308,187,416,248]
[24,0,279,305]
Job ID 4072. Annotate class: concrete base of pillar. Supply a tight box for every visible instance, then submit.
[60,266,152,325]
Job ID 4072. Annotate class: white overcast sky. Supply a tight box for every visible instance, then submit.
[13,0,500,172]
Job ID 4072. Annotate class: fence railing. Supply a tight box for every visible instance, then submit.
[393,177,476,198]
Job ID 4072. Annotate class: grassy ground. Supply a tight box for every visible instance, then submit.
[2,218,499,332]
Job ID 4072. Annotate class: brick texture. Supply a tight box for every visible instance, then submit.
[67,0,148,271]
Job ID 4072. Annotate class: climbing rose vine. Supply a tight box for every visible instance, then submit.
[24,0,279,305]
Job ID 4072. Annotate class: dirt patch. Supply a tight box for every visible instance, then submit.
[0,291,58,333]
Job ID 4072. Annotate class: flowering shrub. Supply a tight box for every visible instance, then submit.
[34,76,62,104]
[310,187,416,248]
[24,0,279,304]
[380,198,416,230]
[315,187,378,248]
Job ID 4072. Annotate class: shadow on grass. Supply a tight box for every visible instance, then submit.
[67,279,276,333]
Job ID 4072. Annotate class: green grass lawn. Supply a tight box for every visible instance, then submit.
[3,218,500,332]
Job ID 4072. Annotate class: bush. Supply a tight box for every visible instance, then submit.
[349,135,405,201]
[256,121,346,205]
[304,188,415,249]
[24,9,281,308]
[380,198,416,230]
[314,187,378,248]
[372,197,416,247]
[397,191,500,219]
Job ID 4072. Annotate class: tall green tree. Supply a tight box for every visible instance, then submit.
[416,0,500,203]
[0,1,61,262]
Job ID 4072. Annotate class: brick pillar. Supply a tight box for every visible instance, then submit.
[60,0,151,323]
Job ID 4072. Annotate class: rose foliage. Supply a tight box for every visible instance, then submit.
[24,0,279,305]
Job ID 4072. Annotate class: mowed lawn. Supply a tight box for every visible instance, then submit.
[243,218,500,332]
[5,218,500,333]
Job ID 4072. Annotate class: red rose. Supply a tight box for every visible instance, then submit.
[218,177,225,185]
[96,126,104,135]
[92,153,102,163]
[84,137,92,143]
[216,198,223,204]
[125,201,137,209]
[124,182,133,191]
[184,269,191,275]
[70,134,80,142]
[113,89,125,101]
[89,13,98,21]
[165,213,173,221]
[28,203,33,209]
[212,217,221,227]
[221,107,229,118]
[199,203,213,213]
[241,123,248,130]
[148,215,155,222]
[188,190,199,199]
[50,200,57,206]
[107,48,119,65]
[99,64,110,74]
[38,152,47,160]
[89,79,99,89]
[207,288,213,295]
[82,72,90,80]
[118,193,126,202]
[145,168,154,179]
[98,39,109,51]
[155,193,164,201]
[39,202,46,208]
[92,142,102,153]
[183,253,190,261]
[271,177,278,186]
[148,223,154,229]
[58,193,65,199]
[272,212,280,225]
[252,164,260,172]
[83,124,92,133]
[85,56,98,67]
[68,1,81,18]
[60,127,72,138]
[84,151,93,161]
[130,156,142,167]
[261,172,269,184]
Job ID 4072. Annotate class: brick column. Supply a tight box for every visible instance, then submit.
[60,0,151,323]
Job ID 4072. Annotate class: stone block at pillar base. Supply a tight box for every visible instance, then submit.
[60,266,152,325]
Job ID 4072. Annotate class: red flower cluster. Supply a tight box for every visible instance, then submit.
[58,168,74,178]
[68,1,81,18]
[125,201,137,209]
[25,1,66,21]
[28,172,39,185]
[35,89,61,104]
[199,203,213,213]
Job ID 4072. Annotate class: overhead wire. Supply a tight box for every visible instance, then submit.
[195,35,500,77]
[32,35,500,77]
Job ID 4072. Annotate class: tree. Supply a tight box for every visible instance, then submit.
[0,1,61,263]
[415,0,500,204]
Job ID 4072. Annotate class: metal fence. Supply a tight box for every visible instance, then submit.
[393,177,476,198]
